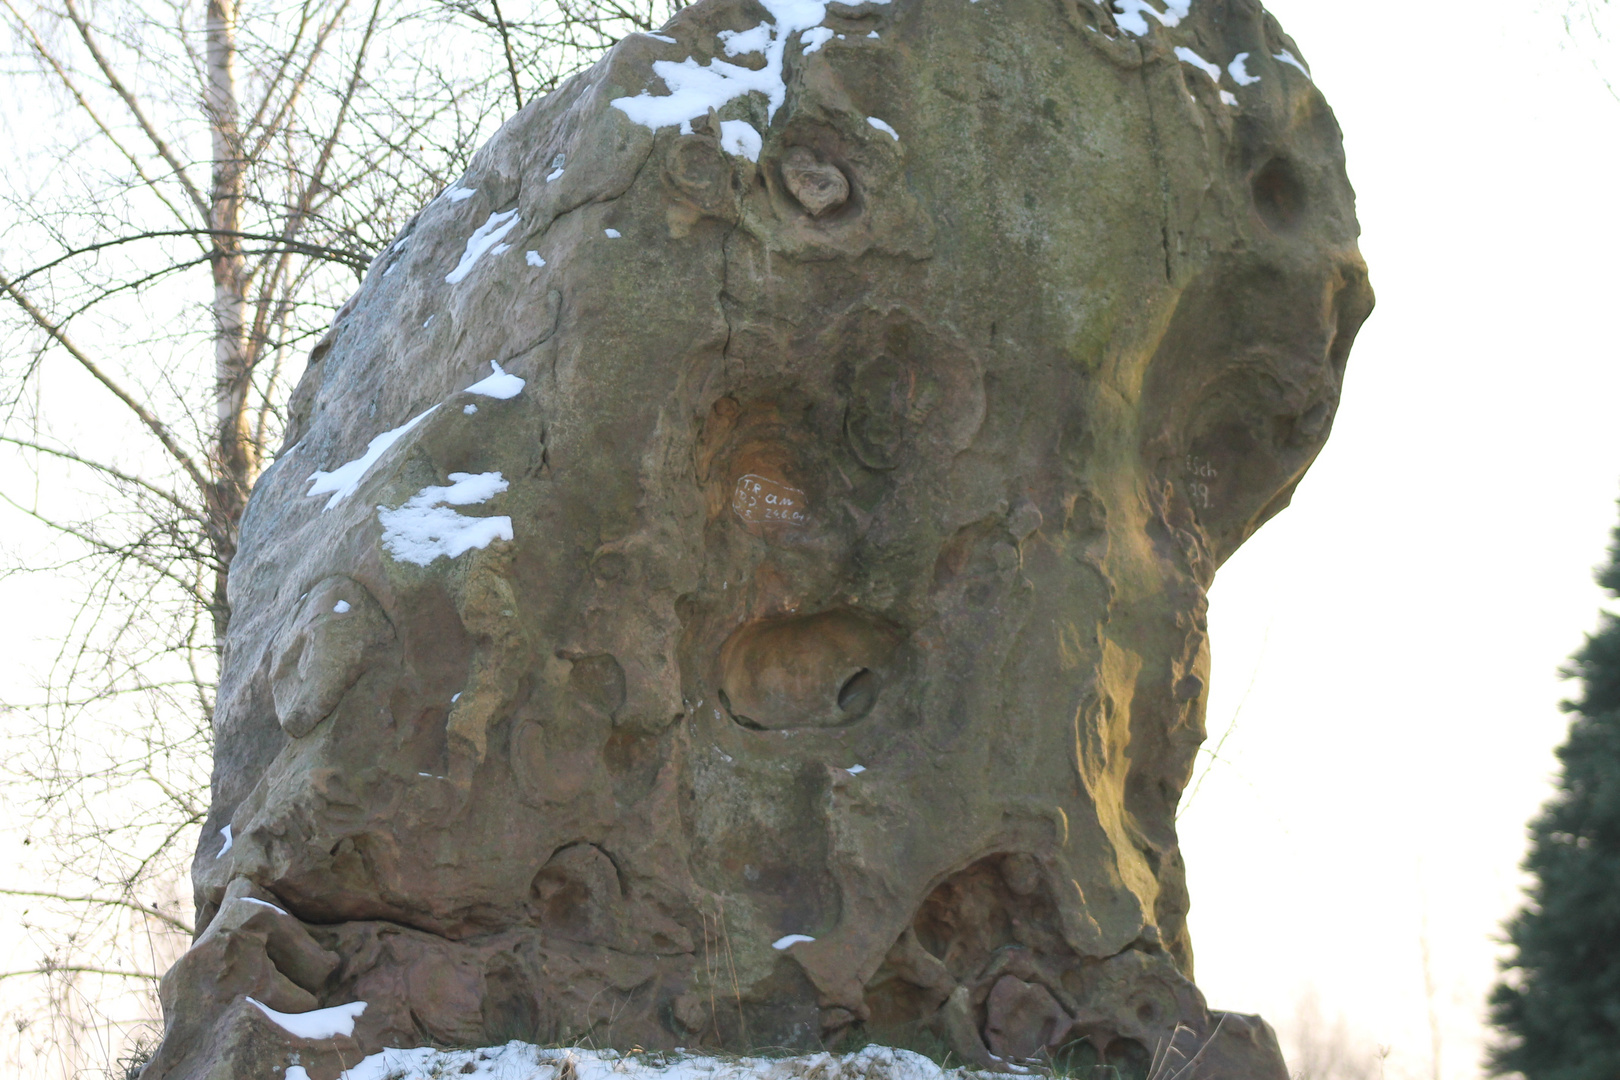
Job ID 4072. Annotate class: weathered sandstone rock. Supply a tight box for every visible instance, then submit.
[146,0,1371,1076]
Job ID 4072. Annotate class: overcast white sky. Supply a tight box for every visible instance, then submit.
[3,1,1619,1077]
[1179,2,1620,1077]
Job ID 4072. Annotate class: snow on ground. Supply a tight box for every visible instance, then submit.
[319,1043,992,1080]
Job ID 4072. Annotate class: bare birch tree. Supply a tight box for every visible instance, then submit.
[0,0,679,1071]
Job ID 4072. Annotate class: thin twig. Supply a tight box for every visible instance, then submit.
[0,889,194,936]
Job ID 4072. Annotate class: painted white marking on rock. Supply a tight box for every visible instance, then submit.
[732,474,808,526]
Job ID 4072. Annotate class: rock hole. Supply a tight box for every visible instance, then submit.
[718,686,765,730]
[1252,157,1305,233]
[837,668,879,718]
[480,953,540,1043]
[1103,1036,1151,1080]
[1049,1038,1101,1074]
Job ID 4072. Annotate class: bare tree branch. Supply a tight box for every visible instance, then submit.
[0,437,198,515]
[0,890,194,936]
[0,271,213,503]
[60,0,211,219]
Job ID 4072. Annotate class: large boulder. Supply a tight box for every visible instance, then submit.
[147,0,1371,1076]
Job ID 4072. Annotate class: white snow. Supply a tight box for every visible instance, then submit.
[464,404,478,415]
[491,242,512,256]
[846,764,866,774]
[305,364,522,513]
[719,119,763,162]
[646,32,677,43]
[1173,45,1221,83]
[246,998,367,1040]
[442,184,477,203]
[332,600,351,614]
[604,228,622,238]
[216,825,233,858]
[305,406,439,510]
[464,360,526,399]
[526,250,546,267]
[1219,90,1238,106]
[378,473,513,567]
[866,116,898,140]
[238,896,289,916]
[1109,0,1190,36]
[1274,49,1311,79]
[1228,51,1259,86]
[423,315,435,329]
[286,1068,312,1080]
[546,167,564,182]
[446,209,521,284]
[800,26,834,53]
[719,23,773,55]
[867,30,879,37]
[610,0,846,133]
[452,692,462,702]
[330,1044,980,1080]
[772,934,815,949]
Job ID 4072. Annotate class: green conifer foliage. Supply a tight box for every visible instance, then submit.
[1489,504,1620,1078]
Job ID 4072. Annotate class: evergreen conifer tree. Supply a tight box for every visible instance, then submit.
[1489,503,1620,1077]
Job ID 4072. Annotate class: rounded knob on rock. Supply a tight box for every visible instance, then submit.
[781,146,850,217]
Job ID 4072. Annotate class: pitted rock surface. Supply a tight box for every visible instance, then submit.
[147,0,1370,1077]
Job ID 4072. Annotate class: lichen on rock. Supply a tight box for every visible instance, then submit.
[144,0,1372,1077]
